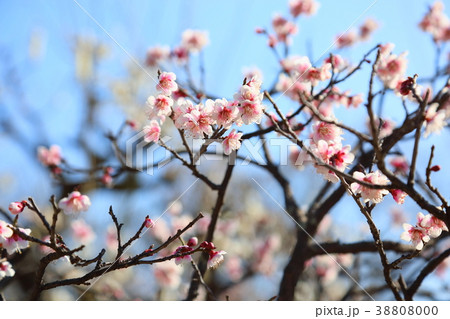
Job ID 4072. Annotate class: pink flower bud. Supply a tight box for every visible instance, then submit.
[145,218,155,228]
[8,201,26,215]
[186,237,198,247]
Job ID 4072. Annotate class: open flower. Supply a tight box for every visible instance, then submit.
[143,120,161,143]
[350,170,390,204]
[2,228,31,254]
[401,223,430,250]
[37,145,62,167]
[222,130,243,155]
[0,261,15,281]
[207,250,227,269]
[156,71,178,95]
[59,191,91,216]
[0,220,13,244]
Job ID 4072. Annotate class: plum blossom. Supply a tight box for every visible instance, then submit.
[0,261,15,281]
[350,170,390,204]
[419,1,450,42]
[336,31,358,49]
[207,250,227,269]
[173,245,193,265]
[375,49,409,89]
[311,121,343,144]
[2,227,31,254]
[390,189,408,204]
[424,103,447,137]
[71,219,95,244]
[144,218,155,229]
[252,235,280,275]
[324,54,347,73]
[234,77,265,125]
[401,223,430,250]
[172,46,189,64]
[37,145,62,167]
[359,18,378,41]
[156,71,178,95]
[143,120,161,143]
[0,220,13,244]
[272,14,298,43]
[9,201,26,215]
[59,191,91,216]
[368,116,396,139]
[208,98,238,128]
[145,45,170,67]
[389,156,409,175]
[178,102,215,138]
[181,29,209,53]
[419,213,449,238]
[313,141,355,183]
[306,63,332,86]
[289,0,319,17]
[146,94,173,119]
[222,130,243,155]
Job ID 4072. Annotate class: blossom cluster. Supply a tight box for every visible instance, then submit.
[173,238,226,270]
[292,120,354,183]
[144,72,265,155]
[375,43,408,89]
[145,29,209,67]
[419,1,450,43]
[335,18,378,49]
[401,212,449,250]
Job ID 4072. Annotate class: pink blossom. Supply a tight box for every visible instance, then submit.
[181,29,209,53]
[281,55,311,75]
[419,213,449,238]
[242,67,264,83]
[179,103,215,138]
[58,191,91,216]
[306,63,332,86]
[156,71,178,95]
[173,245,193,265]
[401,223,430,250]
[289,0,319,17]
[208,98,239,128]
[336,31,358,49]
[172,46,189,64]
[234,78,265,125]
[272,14,298,43]
[8,201,26,215]
[2,228,31,254]
[143,120,161,143]
[359,18,378,41]
[207,250,226,269]
[71,219,95,244]
[311,121,343,144]
[37,145,62,167]
[390,189,407,204]
[376,51,409,89]
[225,256,244,282]
[350,170,390,204]
[223,130,243,155]
[0,220,13,244]
[324,54,347,73]
[0,261,15,280]
[144,217,155,229]
[419,1,450,42]
[343,94,364,108]
[145,45,170,67]
[424,103,447,137]
[146,94,173,119]
[389,156,409,175]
